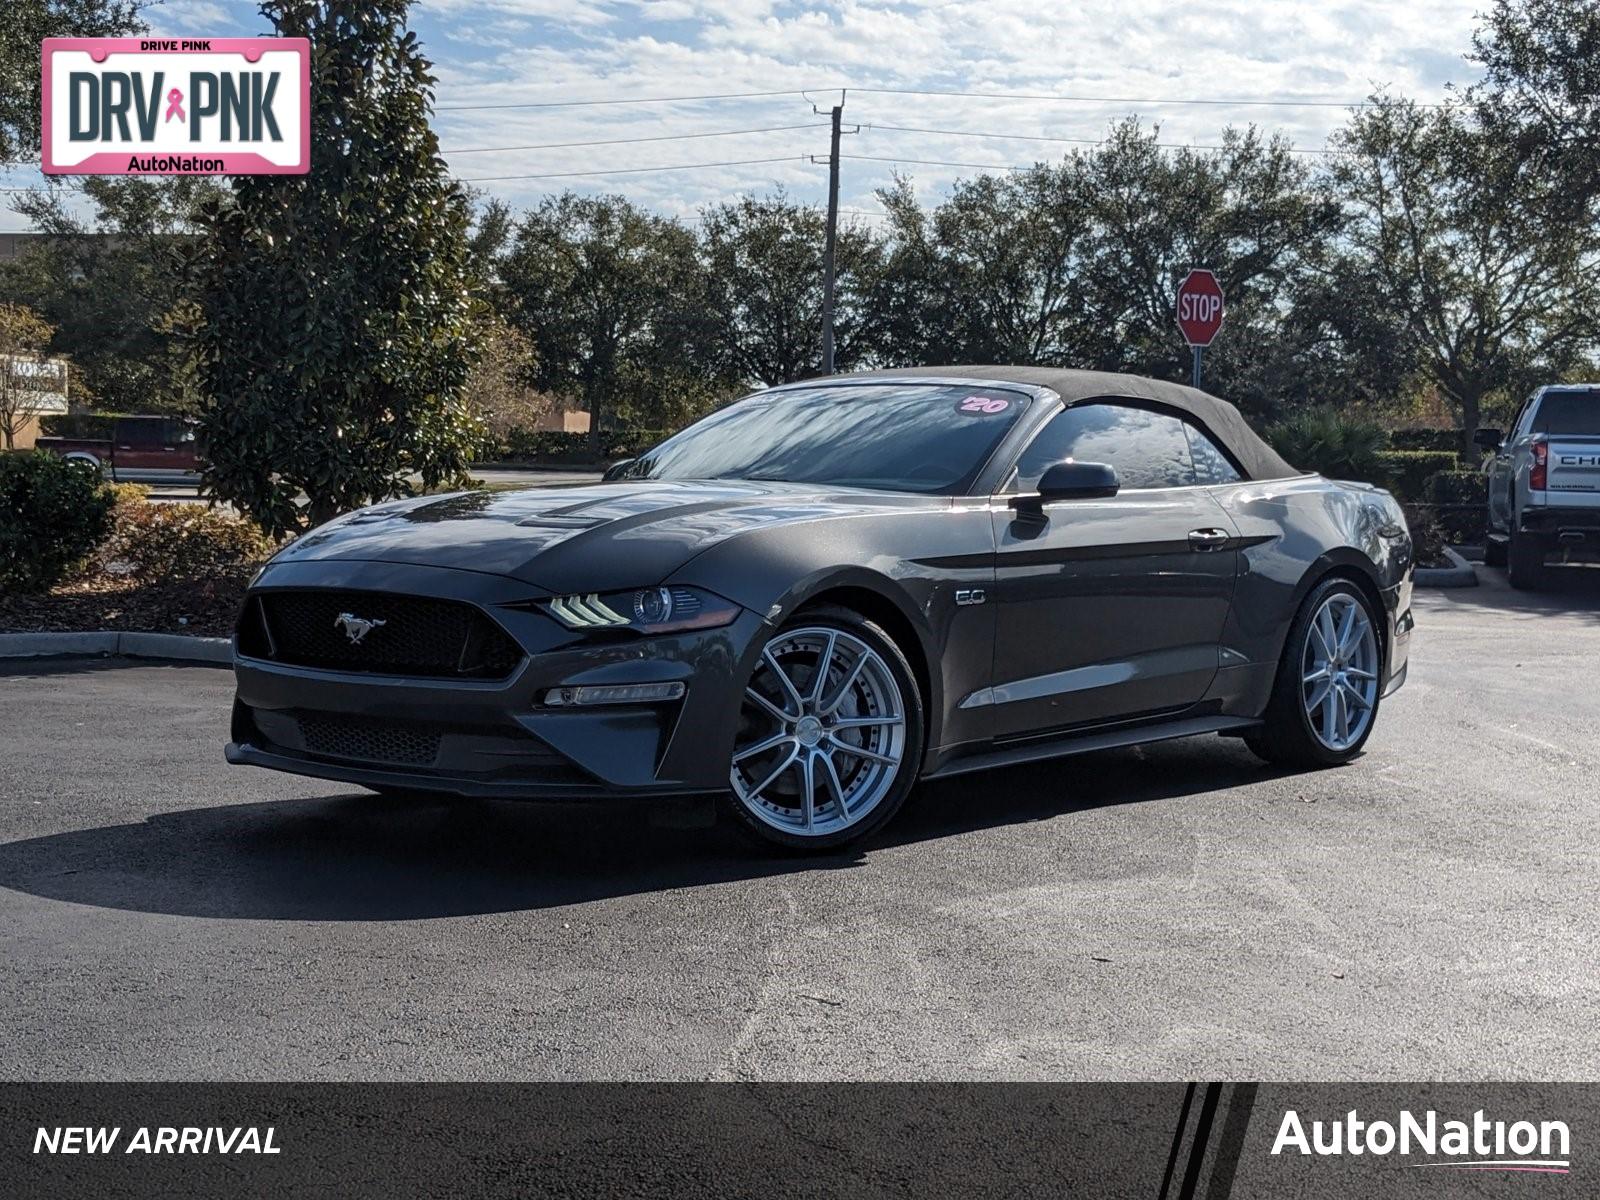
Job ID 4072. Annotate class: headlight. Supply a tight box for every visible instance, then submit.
[542,586,740,634]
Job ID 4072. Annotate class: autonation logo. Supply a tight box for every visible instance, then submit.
[1272,1109,1571,1174]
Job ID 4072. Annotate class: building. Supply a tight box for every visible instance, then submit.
[0,232,45,262]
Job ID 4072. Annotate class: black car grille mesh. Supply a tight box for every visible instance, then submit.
[246,590,523,679]
[298,714,441,766]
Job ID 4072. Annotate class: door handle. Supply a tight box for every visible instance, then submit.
[1188,528,1231,551]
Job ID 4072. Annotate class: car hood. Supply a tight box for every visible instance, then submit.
[269,479,941,593]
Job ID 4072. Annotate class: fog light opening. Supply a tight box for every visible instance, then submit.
[544,682,687,707]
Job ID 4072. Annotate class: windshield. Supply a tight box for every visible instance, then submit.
[622,383,1030,494]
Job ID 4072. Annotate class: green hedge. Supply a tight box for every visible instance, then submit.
[483,427,669,465]
[1418,468,1488,543]
[1388,428,1459,453]
[0,451,116,593]
[1375,450,1458,502]
[1425,468,1488,506]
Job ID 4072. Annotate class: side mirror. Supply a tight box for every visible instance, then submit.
[1010,460,1120,513]
[602,458,635,482]
[1472,428,1503,449]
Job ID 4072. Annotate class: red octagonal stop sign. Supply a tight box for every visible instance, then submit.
[1176,268,1225,347]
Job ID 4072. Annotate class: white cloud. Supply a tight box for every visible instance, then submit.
[5,0,1484,231]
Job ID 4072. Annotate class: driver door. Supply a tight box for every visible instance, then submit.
[1488,394,1534,533]
[983,401,1241,739]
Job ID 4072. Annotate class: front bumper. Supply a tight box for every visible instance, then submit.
[226,559,769,800]
[1381,572,1413,699]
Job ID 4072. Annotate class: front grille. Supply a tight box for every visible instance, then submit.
[245,590,523,679]
[298,714,441,766]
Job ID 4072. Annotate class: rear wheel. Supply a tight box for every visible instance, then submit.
[1483,534,1508,568]
[724,607,923,852]
[1246,578,1383,769]
[1507,528,1547,590]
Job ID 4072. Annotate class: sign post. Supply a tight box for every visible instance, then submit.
[1175,268,1225,389]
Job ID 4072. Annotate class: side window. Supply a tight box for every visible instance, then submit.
[1184,422,1242,485]
[118,419,162,447]
[1010,403,1198,491]
[1513,395,1538,439]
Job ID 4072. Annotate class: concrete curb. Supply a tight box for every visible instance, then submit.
[1414,546,1478,589]
[0,631,233,665]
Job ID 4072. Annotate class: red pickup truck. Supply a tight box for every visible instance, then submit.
[36,416,202,485]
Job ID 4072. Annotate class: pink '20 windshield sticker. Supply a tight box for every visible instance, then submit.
[957,395,1011,415]
[42,38,310,175]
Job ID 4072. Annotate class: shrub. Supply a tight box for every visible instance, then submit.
[493,427,667,464]
[1267,408,1389,484]
[0,450,116,593]
[1401,503,1450,568]
[1375,450,1459,502]
[106,491,276,582]
[1388,428,1459,452]
[502,428,589,462]
[1423,468,1489,543]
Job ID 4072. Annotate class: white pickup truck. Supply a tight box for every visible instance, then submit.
[1477,385,1600,588]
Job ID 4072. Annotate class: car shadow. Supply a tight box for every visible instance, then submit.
[1429,560,1600,620]
[0,739,1291,921]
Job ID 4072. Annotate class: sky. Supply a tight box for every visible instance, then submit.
[3,0,1487,233]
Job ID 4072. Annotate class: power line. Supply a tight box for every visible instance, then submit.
[437,88,822,112]
[433,84,1441,114]
[443,123,826,154]
[839,153,1033,172]
[457,154,813,182]
[860,121,1340,155]
[851,86,1441,110]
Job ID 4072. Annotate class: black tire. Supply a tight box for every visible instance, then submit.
[1245,576,1384,769]
[1507,528,1546,590]
[1483,535,1508,568]
[721,604,925,853]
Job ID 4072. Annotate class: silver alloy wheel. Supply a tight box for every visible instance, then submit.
[1301,592,1379,751]
[731,625,907,838]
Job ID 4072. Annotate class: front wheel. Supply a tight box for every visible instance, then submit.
[724,607,924,852]
[1246,578,1384,769]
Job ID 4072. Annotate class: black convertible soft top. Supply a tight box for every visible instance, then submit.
[825,365,1302,482]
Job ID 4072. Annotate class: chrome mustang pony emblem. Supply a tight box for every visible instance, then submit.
[334,612,386,645]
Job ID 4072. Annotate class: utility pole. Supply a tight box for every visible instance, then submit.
[819,92,845,375]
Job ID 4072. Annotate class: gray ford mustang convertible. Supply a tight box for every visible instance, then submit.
[227,366,1414,850]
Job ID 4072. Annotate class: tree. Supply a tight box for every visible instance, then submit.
[0,0,142,165]
[465,315,553,445]
[0,176,221,413]
[867,163,1092,368]
[1073,120,1345,415]
[0,303,58,449]
[465,196,516,301]
[1328,96,1600,451]
[696,192,882,385]
[503,193,717,454]
[857,122,1354,420]
[1473,0,1600,195]
[193,0,481,536]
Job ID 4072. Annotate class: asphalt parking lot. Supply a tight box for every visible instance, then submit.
[1,566,1596,1082]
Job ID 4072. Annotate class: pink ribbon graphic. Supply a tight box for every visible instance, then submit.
[164,88,185,123]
